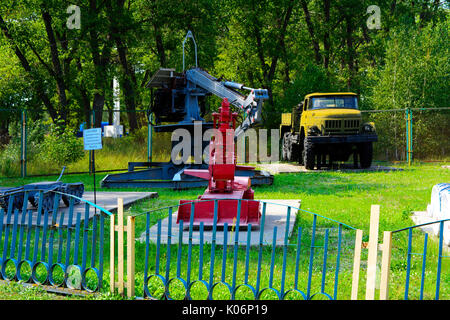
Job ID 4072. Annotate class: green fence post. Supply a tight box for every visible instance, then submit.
[89,110,95,174]
[20,109,27,178]
[148,113,153,163]
[409,109,413,165]
[405,108,411,165]
[405,108,413,166]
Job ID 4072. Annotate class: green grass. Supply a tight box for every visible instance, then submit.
[0,162,449,300]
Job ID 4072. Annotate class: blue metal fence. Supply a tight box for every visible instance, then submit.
[0,190,111,293]
[390,219,449,300]
[139,199,358,300]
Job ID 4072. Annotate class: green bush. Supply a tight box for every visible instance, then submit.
[40,124,84,165]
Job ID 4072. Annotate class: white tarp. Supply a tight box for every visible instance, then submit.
[427,183,450,245]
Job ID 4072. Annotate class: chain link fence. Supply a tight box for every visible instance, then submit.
[0,107,449,178]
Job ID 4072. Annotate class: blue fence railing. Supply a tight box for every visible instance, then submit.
[0,190,111,293]
[391,219,449,300]
[138,199,358,300]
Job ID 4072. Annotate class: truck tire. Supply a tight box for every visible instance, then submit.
[359,142,373,169]
[303,139,315,170]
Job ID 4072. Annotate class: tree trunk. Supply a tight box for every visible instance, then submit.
[41,9,69,125]
[300,0,322,64]
[323,0,331,69]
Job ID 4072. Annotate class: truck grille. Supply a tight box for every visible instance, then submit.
[324,119,360,135]
[325,120,341,129]
[344,120,360,128]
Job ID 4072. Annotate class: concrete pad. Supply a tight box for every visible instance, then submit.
[2,191,158,227]
[140,199,300,246]
[258,163,402,174]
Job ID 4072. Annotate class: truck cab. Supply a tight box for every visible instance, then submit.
[280,93,377,169]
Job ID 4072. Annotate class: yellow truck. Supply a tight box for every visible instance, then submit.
[280,92,377,170]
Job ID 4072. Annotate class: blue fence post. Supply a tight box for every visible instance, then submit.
[208,200,219,299]
[333,224,343,300]
[419,233,428,300]
[307,215,317,299]
[255,202,267,295]
[435,221,444,300]
[404,228,413,300]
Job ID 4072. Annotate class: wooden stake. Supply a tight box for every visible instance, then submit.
[365,205,380,300]
[379,231,392,300]
[127,216,135,298]
[351,229,363,300]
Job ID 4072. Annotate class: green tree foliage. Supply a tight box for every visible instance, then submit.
[0,0,448,161]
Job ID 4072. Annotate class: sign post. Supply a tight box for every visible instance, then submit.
[83,128,102,212]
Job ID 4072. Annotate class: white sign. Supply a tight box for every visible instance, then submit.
[83,128,102,150]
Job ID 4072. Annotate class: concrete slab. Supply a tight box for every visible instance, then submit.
[140,199,300,246]
[258,163,402,174]
[2,191,158,227]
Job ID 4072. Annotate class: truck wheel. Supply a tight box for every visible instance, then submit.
[359,142,373,169]
[303,139,315,170]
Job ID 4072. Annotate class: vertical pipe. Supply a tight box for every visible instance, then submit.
[409,109,413,165]
[148,114,153,163]
[419,233,428,300]
[65,207,74,268]
[25,210,33,262]
[98,214,105,287]
[155,219,161,275]
[307,215,317,299]
[81,204,89,273]
[294,227,302,290]
[255,202,267,294]
[32,197,43,264]
[280,206,291,295]
[405,108,409,164]
[165,208,173,283]
[404,228,413,300]
[244,224,251,284]
[2,206,12,262]
[231,200,242,291]
[73,213,82,266]
[56,209,66,264]
[268,226,277,289]
[17,209,28,262]
[90,214,98,268]
[199,222,204,281]
[144,213,150,292]
[47,208,58,268]
[321,229,330,294]
[0,209,4,255]
[186,202,195,286]
[40,209,49,261]
[10,209,19,259]
[176,220,183,278]
[333,224,343,300]
[221,223,228,283]
[208,200,219,293]
[435,221,444,300]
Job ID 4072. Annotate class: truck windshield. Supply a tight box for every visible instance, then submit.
[310,96,358,109]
